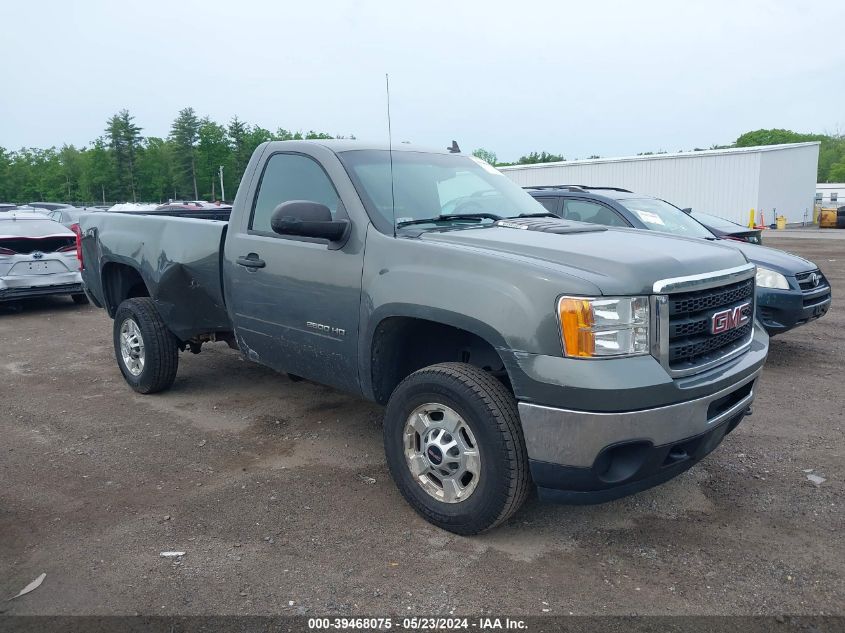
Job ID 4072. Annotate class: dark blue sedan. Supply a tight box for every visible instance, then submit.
[527,185,832,336]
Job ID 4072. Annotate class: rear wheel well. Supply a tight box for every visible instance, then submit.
[370,317,509,405]
[102,263,150,315]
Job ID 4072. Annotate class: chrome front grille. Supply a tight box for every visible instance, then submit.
[652,263,756,378]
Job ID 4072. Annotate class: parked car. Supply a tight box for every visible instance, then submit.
[79,141,767,534]
[527,186,831,336]
[27,202,74,212]
[0,211,87,303]
[46,207,94,228]
[687,209,763,244]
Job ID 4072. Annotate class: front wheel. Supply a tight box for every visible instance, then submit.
[113,297,179,394]
[383,362,531,535]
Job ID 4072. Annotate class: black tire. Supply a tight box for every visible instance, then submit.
[383,362,531,535]
[71,293,89,305]
[113,297,179,394]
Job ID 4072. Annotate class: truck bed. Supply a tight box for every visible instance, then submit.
[80,213,232,340]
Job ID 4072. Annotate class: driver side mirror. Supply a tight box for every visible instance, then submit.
[270,201,349,242]
[681,207,692,214]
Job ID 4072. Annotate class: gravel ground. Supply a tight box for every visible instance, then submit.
[0,235,842,616]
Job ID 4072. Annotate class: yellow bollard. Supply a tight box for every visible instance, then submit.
[813,205,821,224]
[776,216,786,230]
[748,208,756,229]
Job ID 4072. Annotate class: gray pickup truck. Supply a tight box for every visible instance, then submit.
[79,141,769,534]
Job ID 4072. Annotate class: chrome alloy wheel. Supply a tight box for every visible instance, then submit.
[119,318,145,376]
[403,403,481,503]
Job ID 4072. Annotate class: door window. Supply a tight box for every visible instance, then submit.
[534,197,559,214]
[250,153,341,233]
[563,199,628,227]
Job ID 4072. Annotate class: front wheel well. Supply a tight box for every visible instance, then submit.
[370,317,510,405]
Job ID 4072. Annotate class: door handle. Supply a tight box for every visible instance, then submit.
[236,254,266,269]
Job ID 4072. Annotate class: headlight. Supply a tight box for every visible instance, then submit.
[557,296,650,358]
[755,267,789,289]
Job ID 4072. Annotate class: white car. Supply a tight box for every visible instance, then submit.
[0,212,87,303]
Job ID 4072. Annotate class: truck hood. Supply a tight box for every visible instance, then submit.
[420,224,749,295]
[715,239,816,276]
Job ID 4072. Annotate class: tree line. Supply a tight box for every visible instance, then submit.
[0,108,348,205]
[3,115,844,206]
[473,129,845,182]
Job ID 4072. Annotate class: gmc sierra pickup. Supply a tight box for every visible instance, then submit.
[79,141,769,534]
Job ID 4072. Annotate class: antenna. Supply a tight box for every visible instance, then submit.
[386,73,396,237]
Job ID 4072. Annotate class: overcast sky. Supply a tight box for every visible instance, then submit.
[2,0,843,161]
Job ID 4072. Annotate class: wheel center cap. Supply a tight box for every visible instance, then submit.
[426,445,443,466]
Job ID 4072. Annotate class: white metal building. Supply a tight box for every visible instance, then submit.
[499,142,820,225]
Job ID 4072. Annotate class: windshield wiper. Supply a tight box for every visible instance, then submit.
[396,213,502,228]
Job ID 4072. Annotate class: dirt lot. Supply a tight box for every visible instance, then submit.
[1,235,843,616]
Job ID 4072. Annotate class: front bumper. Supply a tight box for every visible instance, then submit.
[0,271,83,301]
[519,368,758,503]
[516,321,766,504]
[529,410,747,504]
[757,285,831,335]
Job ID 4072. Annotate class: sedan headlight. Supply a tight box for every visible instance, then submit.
[557,296,650,358]
[755,267,790,289]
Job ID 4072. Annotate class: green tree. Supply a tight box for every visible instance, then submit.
[105,109,142,201]
[78,138,115,204]
[735,128,844,182]
[136,137,175,202]
[169,107,201,199]
[472,148,498,165]
[0,147,11,201]
[735,129,825,147]
[227,116,252,185]
[196,118,231,200]
[516,151,565,165]
[829,161,845,182]
[58,144,84,202]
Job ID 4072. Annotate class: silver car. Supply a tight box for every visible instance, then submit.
[45,207,93,228]
[0,212,87,303]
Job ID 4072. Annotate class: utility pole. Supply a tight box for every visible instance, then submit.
[218,165,225,202]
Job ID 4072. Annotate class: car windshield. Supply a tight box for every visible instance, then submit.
[619,198,715,238]
[691,210,744,230]
[338,150,546,232]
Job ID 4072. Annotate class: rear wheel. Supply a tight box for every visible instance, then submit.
[71,293,89,305]
[113,298,179,394]
[383,362,530,535]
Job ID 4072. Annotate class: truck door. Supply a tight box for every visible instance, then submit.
[224,151,364,393]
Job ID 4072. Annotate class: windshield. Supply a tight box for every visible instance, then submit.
[619,198,715,239]
[691,210,743,230]
[338,150,546,232]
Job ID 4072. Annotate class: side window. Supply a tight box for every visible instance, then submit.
[563,199,628,227]
[534,197,559,214]
[50,211,61,222]
[250,153,340,233]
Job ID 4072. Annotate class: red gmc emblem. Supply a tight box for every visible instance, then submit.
[711,302,751,334]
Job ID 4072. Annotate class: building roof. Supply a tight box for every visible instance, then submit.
[498,142,822,171]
